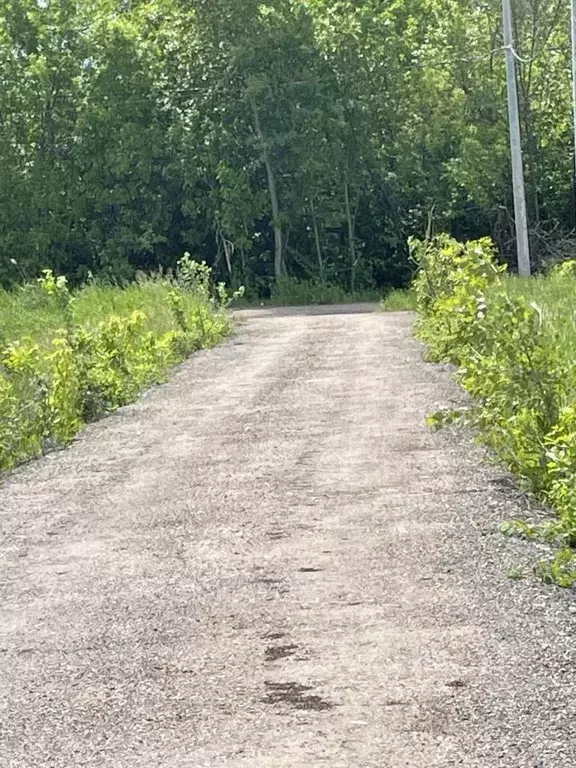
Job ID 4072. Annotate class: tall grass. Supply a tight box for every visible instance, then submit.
[0,267,232,472]
[0,278,195,348]
[501,274,576,358]
[380,289,417,312]
[270,276,380,305]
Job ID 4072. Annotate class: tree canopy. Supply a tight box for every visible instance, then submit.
[0,0,573,294]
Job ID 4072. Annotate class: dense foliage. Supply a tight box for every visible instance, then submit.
[0,260,232,472]
[1,0,574,295]
[414,235,576,586]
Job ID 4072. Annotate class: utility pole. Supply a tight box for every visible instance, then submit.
[502,0,531,276]
[571,0,576,200]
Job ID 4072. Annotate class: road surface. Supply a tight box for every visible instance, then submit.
[1,305,575,767]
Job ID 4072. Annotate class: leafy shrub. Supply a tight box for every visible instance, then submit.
[0,261,233,473]
[414,234,576,585]
[177,254,212,296]
[176,253,245,309]
[551,259,576,278]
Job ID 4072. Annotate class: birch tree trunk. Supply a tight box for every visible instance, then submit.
[250,97,284,278]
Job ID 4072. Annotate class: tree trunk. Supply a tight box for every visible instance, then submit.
[250,97,284,278]
[344,168,356,294]
[310,198,325,283]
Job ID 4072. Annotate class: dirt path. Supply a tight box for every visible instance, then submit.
[1,305,575,767]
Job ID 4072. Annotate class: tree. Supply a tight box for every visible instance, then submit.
[0,0,575,290]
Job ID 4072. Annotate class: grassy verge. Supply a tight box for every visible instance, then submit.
[380,289,417,312]
[501,272,576,353]
[0,280,208,347]
[413,235,576,586]
[0,259,234,473]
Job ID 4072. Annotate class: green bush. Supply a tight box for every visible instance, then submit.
[413,234,576,585]
[0,259,234,472]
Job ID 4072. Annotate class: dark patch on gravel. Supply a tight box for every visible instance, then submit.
[267,530,290,540]
[265,644,299,662]
[263,681,335,711]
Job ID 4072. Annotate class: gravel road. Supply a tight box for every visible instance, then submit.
[1,305,576,767]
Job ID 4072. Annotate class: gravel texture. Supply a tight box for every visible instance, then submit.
[0,305,575,767]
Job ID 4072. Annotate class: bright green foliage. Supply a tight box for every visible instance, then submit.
[414,235,576,586]
[0,261,231,472]
[380,290,417,313]
[412,235,505,361]
[1,0,574,294]
[551,260,576,279]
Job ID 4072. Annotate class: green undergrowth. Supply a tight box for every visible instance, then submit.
[413,234,576,586]
[0,256,238,473]
[230,276,386,308]
[380,289,417,312]
[269,276,380,305]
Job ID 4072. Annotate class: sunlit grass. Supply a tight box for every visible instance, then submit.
[501,273,576,354]
[380,289,417,312]
[0,277,191,348]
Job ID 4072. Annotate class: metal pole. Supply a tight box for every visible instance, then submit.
[502,0,531,276]
[571,0,576,186]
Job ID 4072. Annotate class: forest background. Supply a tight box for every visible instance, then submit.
[0,0,572,297]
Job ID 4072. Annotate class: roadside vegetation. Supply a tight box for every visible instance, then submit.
[0,258,236,473]
[414,235,576,586]
[230,277,381,307]
[380,289,417,312]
